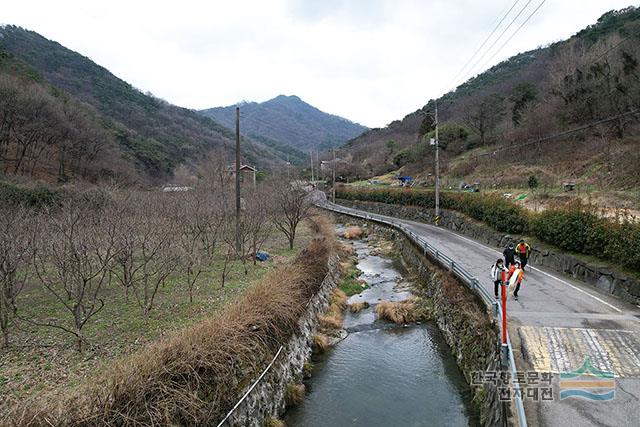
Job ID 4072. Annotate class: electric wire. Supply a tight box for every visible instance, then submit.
[446,0,522,92]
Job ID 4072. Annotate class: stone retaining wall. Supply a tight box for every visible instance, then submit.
[334,215,508,427]
[338,199,640,306]
[221,258,339,427]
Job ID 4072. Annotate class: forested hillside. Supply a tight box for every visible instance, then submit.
[201,95,367,164]
[0,26,281,184]
[340,7,640,190]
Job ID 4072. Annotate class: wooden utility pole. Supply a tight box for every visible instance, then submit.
[235,106,241,253]
[435,100,440,217]
[332,148,336,203]
[309,150,314,183]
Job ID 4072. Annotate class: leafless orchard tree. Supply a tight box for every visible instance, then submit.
[270,181,312,250]
[170,193,210,303]
[0,206,34,348]
[244,188,275,265]
[126,194,178,318]
[32,202,118,352]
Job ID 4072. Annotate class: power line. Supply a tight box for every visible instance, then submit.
[459,0,534,84]
[446,0,522,92]
[473,0,547,76]
[468,108,640,161]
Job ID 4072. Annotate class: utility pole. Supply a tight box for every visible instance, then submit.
[235,106,241,253]
[309,150,314,183]
[286,154,290,180]
[332,148,336,203]
[435,100,440,217]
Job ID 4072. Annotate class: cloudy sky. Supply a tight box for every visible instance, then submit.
[2,0,636,127]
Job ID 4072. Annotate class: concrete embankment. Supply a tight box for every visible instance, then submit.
[337,199,640,306]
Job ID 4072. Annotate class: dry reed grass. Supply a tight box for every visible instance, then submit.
[339,226,364,240]
[348,301,369,313]
[4,217,335,427]
[265,416,285,427]
[312,333,329,353]
[285,383,305,407]
[375,299,419,324]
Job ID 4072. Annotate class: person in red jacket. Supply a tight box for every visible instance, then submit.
[508,260,525,301]
[515,240,531,270]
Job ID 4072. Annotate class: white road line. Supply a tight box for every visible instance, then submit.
[400,219,624,314]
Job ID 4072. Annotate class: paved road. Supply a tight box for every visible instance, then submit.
[329,202,640,427]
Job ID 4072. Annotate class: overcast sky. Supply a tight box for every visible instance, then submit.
[2,0,636,127]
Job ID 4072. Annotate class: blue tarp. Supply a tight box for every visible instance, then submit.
[256,251,270,262]
[398,176,413,183]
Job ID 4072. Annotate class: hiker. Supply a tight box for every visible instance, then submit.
[515,239,531,270]
[503,242,515,268]
[507,260,525,301]
[491,258,506,298]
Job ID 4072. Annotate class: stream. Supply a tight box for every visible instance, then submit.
[285,227,479,427]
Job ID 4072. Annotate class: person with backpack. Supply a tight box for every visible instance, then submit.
[503,242,515,268]
[508,260,525,301]
[515,239,531,270]
[491,258,506,298]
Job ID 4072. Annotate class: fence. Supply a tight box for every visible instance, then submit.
[319,201,527,427]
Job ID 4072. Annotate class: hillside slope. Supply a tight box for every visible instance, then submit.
[340,7,640,190]
[201,95,367,163]
[0,26,280,182]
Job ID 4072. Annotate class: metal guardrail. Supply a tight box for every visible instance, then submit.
[320,201,527,427]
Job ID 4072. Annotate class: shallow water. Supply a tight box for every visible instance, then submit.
[285,229,479,426]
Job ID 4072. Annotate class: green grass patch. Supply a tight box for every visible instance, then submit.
[339,265,367,296]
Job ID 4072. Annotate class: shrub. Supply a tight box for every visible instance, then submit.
[0,181,61,208]
[337,187,640,274]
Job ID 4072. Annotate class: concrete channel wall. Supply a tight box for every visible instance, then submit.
[218,258,339,427]
[338,199,640,306]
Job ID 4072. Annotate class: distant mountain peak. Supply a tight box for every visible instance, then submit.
[200,95,368,163]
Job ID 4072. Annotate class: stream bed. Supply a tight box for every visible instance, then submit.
[285,228,479,427]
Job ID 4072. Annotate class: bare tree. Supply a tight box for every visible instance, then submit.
[128,195,178,318]
[271,182,312,250]
[245,189,275,265]
[171,193,208,303]
[0,206,34,348]
[32,202,117,352]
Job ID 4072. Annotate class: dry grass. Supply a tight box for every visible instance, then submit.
[348,301,369,313]
[339,226,364,240]
[318,313,343,329]
[329,289,347,311]
[312,333,329,353]
[285,383,306,407]
[4,217,335,427]
[265,416,285,427]
[318,288,347,330]
[375,299,419,324]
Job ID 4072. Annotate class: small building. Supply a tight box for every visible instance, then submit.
[228,164,257,188]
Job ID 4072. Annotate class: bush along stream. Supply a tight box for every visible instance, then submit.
[284,223,481,427]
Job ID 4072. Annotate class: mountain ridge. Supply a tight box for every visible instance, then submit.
[0,25,283,183]
[201,94,368,163]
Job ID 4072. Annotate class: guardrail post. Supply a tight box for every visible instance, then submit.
[450,260,455,270]
[500,270,509,368]
[470,278,478,290]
